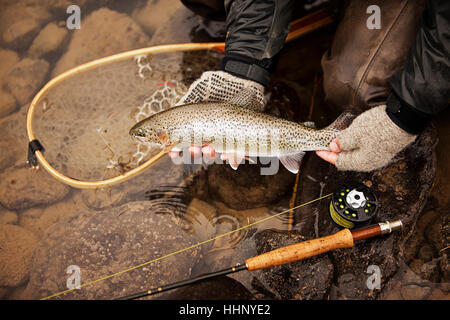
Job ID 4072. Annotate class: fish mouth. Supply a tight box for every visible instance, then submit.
[129,126,137,136]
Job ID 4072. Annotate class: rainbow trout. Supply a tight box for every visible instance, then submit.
[130,102,352,174]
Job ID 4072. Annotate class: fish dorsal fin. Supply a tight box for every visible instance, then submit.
[228,88,265,112]
[278,152,306,174]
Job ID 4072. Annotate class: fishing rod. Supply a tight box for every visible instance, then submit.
[116,219,403,300]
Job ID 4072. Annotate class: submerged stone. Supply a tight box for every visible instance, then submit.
[0,166,70,210]
[27,201,202,299]
[0,224,38,287]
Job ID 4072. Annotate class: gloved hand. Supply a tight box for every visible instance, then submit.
[169,70,265,160]
[175,70,265,108]
[316,105,417,172]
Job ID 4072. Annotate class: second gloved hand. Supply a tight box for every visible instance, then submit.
[316,105,417,172]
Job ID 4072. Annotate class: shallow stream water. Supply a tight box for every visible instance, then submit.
[0,0,448,300]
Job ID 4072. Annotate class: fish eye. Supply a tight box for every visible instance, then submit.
[135,128,146,137]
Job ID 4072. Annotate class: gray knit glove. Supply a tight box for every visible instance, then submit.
[336,105,417,172]
[176,70,265,110]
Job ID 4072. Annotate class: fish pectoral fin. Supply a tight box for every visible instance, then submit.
[227,88,264,112]
[244,155,256,164]
[227,153,246,170]
[278,152,306,174]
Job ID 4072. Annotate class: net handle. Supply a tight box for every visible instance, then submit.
[26,10,333,189]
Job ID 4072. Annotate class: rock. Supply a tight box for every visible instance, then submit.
[2,19,40,49]
[0,89,17,118]
[132,0,183,36]
[425,209,449,252]
[0,286,9,299]
[0,5,51,50]
[20,192,88,239]
[0,207,18,225]
[380,260,442,300]
[52,8,150,76]
[419,260,440,283]
[0,224,38,287]
[0,48,19,80]
[7,283,33,300]
[418,244,435,262]
[440,254,450,283]
[4,58,50,105]
[28,22,68,59]
[27,201,202,299]
[0,104,29,172]
[207,163,296,210]
[0,166,70,210]
[253,229,334,299]
[427,287,450,300]
[401,284,432,300]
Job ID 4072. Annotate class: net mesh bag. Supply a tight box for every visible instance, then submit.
[31,49,223,182]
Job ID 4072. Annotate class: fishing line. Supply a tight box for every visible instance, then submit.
[40,192,332,300]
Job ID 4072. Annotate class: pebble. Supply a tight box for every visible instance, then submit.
[28,22,68,58]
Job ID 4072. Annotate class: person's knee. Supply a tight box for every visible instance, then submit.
[321,0,428,112]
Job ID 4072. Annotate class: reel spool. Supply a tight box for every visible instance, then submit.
[329,182,378,229]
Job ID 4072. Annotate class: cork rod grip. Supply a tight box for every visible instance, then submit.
[246,229,354,271]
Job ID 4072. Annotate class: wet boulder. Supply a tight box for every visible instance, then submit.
[0,89,17,118]
[132,0,183,37]
[0,104,29,171]
[20,191,89,240]
[0,166,70,211]
[0,224,38,287]
[0,5,51,50]
[0,207,18,225]
[28,22,68,59]
[4,58,50,105]
[26,201,202,299]
[206,163,296,210]
[0,48,19,80]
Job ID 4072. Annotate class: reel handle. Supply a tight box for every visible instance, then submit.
[245,229,354,271]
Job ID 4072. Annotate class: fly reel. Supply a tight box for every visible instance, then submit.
[329,182,378,229]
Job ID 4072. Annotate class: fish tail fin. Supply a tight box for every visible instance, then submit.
[326,112,355,131]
